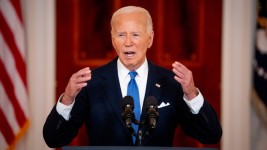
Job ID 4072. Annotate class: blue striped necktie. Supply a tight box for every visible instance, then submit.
[127,71,140,144]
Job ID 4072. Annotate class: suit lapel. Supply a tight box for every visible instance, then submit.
[99,59,169,134]
[141,61,166,120]
[144,62,163,99]
[99,58,132,136]
[100,59,123,122]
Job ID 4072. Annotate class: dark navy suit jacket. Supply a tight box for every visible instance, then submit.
[43,58,222,147]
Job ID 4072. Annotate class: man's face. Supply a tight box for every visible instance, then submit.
[111,12,154,71]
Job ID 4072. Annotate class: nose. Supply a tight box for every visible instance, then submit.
[124,35,133,47]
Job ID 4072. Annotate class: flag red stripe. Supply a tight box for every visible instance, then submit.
[0,1,28,149]
[10,0,23,23]
[0,108,15,145]
[0,60,26,127]
[0,13,27,87]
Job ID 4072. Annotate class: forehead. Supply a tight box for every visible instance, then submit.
[112,12,147,31]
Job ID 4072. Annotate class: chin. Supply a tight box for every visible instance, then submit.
[122,62,137,70]
[126,64,136,70]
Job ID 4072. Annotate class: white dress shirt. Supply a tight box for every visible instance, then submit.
[117,58,148,113]
[56,58,204,120]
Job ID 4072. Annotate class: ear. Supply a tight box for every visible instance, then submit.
[147,31,154,48]
[111,32,115,48]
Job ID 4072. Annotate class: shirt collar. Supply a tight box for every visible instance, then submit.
[117,58,148,79]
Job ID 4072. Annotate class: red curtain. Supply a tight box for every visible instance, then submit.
[56,0,222,149]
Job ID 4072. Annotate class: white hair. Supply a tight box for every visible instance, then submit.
[110,6,153,33]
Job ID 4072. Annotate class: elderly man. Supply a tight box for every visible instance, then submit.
[43,6,222,147]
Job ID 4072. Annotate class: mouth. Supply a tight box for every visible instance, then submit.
[124,51,136,57]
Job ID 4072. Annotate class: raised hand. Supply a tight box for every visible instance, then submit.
[172,61,198,100]
[61,67,91,105]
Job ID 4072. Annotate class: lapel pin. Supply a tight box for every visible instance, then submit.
[155,83,161,88]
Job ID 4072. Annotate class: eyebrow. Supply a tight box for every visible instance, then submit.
[116,31,142,34]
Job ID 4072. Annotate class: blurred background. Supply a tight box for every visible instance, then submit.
[0,0,266,150]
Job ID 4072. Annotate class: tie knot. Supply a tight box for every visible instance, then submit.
[129,71,137,79]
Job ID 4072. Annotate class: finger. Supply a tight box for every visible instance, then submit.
[174,74,188,85]
[66,81,88,95]
[75,67,91,78]
[174,76,183,84]
[71,67,91,83]
[76,74,92,83]
[172,62,187,75]
[172,67,185,79]
[81,72,91,77]
[75,82,88,91]
[172,61,187,69]
[172,62,187,77]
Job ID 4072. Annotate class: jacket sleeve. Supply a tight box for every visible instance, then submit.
[179,100,223,144]
[43,105,79,148]
[43,87,89,148]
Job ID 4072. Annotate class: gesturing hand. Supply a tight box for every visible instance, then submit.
[172,61,198,100]
[61,67,92,105]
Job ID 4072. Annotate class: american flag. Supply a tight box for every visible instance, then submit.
[0,0,29,149]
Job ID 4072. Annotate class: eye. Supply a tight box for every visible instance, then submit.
[132,33,140,37]
[118,33,125,37]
